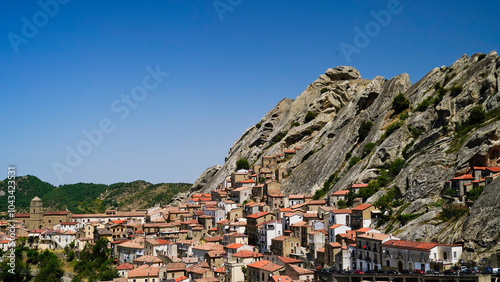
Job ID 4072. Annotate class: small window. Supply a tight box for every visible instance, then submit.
[454,251,457,258]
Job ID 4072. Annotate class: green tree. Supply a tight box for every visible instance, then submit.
[35,250,64,282]
[236,158,250,170]
[304,111,316,123]
[389,158,405,177]
[337,199,347,209]
[358,120,373,142]
[392,93,410,114]
[74,239,118,281]
[467,105,486,125]
[0,250,32,282]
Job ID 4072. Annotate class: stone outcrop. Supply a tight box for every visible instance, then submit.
[189,52,500,260]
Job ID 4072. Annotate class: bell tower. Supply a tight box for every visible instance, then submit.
[29,196,43,230]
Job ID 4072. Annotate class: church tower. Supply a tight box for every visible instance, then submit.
[29,196,43,230]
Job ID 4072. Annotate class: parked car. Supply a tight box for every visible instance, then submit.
[354,269,365,274]
[335,269,344,274]
[401,269,412,274]
[376,269,387,274]
[481,267,492,274]
[460,268,477,275]
[413,269,425,275]
[365,269,376,274]
[387,270,399,275]
[343,270,353,274]
[444,269,455,275]
[426,269,440,275]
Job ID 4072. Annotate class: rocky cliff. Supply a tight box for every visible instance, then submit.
[191,51,500,263]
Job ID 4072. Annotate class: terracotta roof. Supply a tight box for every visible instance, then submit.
[116,262,134,270]
[239,179,255,184]
[352,204,373,211]
[329,242,342,248]
[351,183,368,188]
[451,174,474,180]
[272,276,292,282]
[14,213,30,218]
[206,249,225,258]
[357,233,391,241]
[215,266,225,273]
[317,247,325,252]
[271,235,291,242]
[288,264,314,275]
[329,224,342,229]
[232,186,253,192]
[382,239,438,251]
[302,212,318,218]
[118,241,144,249]
[356,227,373,233]
[331,208,352,214]
[278,256,303,264]
[307,200,325,205]
[486,167,500,172]
[44,211,71,215]
[284,150,296,154]
[233,250,263,258]
[332,190,350,196]
[247,260,284,272]
[225,243,244,249]
[127,265,159,278]
[186,261,210,273]
[291,221,308,227]
[226,232,247,237]
[288,195,305,199]
[192,242,224,251]
[247,211,270,219]
[204,236,223,242]
[133,255,162,263]
[175,276,189,282]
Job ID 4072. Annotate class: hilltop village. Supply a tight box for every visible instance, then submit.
[3,152,500,282]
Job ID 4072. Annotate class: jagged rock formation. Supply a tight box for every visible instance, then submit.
[189,51,500,261]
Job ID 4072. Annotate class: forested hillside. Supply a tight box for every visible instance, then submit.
[0,175,191,214]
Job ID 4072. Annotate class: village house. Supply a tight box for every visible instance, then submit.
[381,239,462,272]
[308,229,327,261]
[351,204,376,229]
[330,190,350,206]
[329,208,352,227]
[282,212,303,233]
[226,250,263,282]
[161,262,186,280]
[270,235,302,258]
[116,239,145,264]
[284,264,315,281]
[246,211,276,246]
[257,220,283,254]
[247,260,284,282]
[127,264,161,282]
[356,232,399,271]
[328,224,351,243]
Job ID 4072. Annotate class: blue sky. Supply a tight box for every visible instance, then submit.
[1,0,499,186]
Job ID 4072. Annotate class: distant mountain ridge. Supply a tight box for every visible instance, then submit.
[0,175,191,214]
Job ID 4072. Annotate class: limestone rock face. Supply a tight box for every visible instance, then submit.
[462,176,500,246]
[325,66,361,81]
[188,52,500,260]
